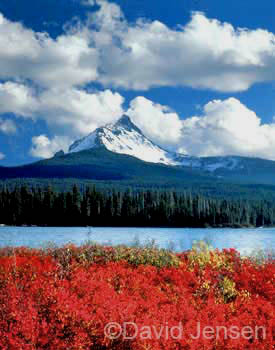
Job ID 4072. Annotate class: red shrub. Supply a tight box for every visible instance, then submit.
[0,246,274,349]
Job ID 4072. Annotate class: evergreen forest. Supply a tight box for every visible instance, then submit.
[0,185,274,228]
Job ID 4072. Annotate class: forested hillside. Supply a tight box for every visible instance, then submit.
[0,185,274,227]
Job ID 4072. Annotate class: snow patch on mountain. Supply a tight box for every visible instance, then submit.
[68,115,242,172]
[69,115,184,165]
[69,132,97,153]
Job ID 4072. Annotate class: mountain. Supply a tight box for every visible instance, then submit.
[67,115,275,182]
[1,116,275,198]
[69,115,185,165]
[68,115,233,171]
[0,147,216,188]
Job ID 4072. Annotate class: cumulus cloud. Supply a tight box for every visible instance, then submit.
[127,96,182,149]
[18,86,124,159]
[38,88,124,135]
[0,82,37,118]
[0,81,124,137]
[3,1,275,160]
[30,135,72,158]
[5,78,275,162]
[0,118,16,134]
[0,13,98,89]
[90,2,275,92]
[1,3,275,92]
[127,96,275,161]
[126,96,275,162]
[179,98,275,160]
[0,152,5,160]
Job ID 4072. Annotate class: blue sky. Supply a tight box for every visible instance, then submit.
[1,0,275,165]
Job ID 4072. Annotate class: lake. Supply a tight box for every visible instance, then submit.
[0,226,274,256]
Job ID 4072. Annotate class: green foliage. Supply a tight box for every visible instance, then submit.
[44,242,180,269]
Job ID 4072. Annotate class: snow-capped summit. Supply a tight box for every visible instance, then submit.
[68,115,243,172]
[114,115,143,133]
[69,115,182,165]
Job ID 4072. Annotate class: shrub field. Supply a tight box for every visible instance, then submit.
[0,242,274,349]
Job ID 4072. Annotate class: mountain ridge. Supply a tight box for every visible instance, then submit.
[66,115,251,174]
[68,115,183,166]
[1,116,275,195]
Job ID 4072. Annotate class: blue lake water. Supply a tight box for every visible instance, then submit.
[0,226,274,255]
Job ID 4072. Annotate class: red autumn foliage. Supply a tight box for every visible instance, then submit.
[0,244,274,349]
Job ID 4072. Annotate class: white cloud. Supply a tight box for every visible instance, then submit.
[90,2,275,92]
[38,88,124,135]
[30,135,72,159]
[0,13,98,89]
[0,118,16,134]
[0,81,124,137]
[1,3,275,92]
[0,82,37,118]
[126,96,275,161]
[3,1,275,161]
[127,96,182,149]
[18,86,124,158]
[179,98,275,160]
[125,96,275,161]
[3,80,275,162]
[0,152,5,160]
[5,78,275,162]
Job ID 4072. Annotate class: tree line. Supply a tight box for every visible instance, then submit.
[0,185,274,227]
